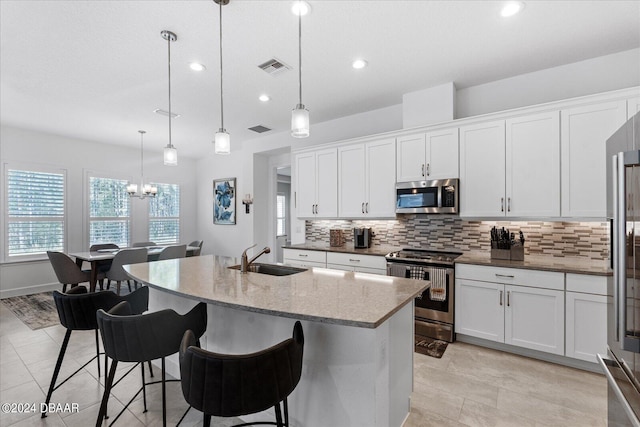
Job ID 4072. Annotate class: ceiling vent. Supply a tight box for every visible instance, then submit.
[258,58,291,76]
[248,125,272,133]
[154,109,181,118]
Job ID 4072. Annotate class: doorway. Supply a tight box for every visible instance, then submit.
[275,166,291,262]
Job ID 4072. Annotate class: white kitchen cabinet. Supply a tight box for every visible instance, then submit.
[565,274,608,363]
[326,252,387,275]
[629,97,640,119]
[282,248,326,268]
[455,264,565,355]
[294,148,338,218]
[338,138,396,218]
[561,100,627,217]
[396,128,459,182]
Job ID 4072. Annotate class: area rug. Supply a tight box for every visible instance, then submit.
[415,335,448,358]
[1,291,59,330]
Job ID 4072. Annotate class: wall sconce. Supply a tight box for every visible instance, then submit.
[242,193,253,213]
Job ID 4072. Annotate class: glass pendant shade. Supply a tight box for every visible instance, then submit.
[127,130,157,199]
[291,104,310,138]
[214,129,230,155]
[164,144,178,165]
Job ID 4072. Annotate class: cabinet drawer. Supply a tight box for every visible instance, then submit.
[566,273,608,295]
[326,252,387,270]
[456,264,564,291]
[283,249,326,264]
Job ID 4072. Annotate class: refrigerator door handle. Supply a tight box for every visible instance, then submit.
[615,152,627,344]
[598,353,640,427]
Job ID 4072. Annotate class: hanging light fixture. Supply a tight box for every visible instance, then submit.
[127,130,158,199]
[213,0,230,155]
[161,30,178,165]
[291,1,309,138]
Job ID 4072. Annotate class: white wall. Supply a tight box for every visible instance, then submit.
[0,126,198,296]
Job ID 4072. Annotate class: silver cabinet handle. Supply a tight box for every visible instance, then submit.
[298,254,308,257]
[426,163,430,176]
[501,197,504,212]
[499,290,503,306]
[507,290,510,307]
[421,164,425,177]
[362,203,365,214]
[315,204,318,214]
[507,197,511,212]
[365,202,369,213]
[495,274,514,278]
[349,259,361,262]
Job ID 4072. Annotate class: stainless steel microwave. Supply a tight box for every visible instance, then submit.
[395,178,459,214]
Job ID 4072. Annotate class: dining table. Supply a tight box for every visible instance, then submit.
[69,245,200,292]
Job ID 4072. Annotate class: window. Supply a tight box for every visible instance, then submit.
[149,183,180,245]
[276,193,286,237]
[6,168,66,258]
[89,176,130,247]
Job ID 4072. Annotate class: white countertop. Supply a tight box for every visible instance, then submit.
[125,255,428,328]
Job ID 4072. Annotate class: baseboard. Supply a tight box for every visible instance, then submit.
[0,283,60,299]
[456,334,603,374]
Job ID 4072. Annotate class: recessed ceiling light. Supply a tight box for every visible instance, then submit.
[189,62,206,71]
[291,1,311,16]
[501,1,524,17]
[352,59,368,69]
[259,94,270,102]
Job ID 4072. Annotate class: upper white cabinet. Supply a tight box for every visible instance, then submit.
[459,120,506,217]
[561,100,627,218]
[294,148,338,218]
[338,138,396,218]
[396,128,459,182]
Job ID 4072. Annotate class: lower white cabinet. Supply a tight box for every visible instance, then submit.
[326,252,386,275]
[455,279,504,342]
[565,274,608,363]
[282,249,326,268]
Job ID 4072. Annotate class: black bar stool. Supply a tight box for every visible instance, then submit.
[96,301,207,427]
[41,285,149,418]
[178,321,304,427]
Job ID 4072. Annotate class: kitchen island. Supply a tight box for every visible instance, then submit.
[125,255,428,427]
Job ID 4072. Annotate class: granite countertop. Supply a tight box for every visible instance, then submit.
[125,255,428,329]
[456,252,611,276]
[283,243,400,257]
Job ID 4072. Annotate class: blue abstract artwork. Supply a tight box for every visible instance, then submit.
[213,178,236,225]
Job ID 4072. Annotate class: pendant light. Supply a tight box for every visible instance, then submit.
[161,30,178,165]
[214,0,230,155]
[127,131,158,199]
[291,1,309,138]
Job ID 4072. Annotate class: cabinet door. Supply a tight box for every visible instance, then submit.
[504,285,564,355]
[565,292,608,363]
[338,144,367,218]
[426,128,459,179]
[629,97,640,119]
[506,112,560,217]
[295,152,316,218]
[455,279,504,342]
[459,120,506,217]
[561,101,627,217]
[366,138,396,217]
[396,134,426,182]
[315,149,338,218]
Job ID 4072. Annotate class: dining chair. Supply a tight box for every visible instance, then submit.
[89,243,119,289]
[132,241,156,247]
[105,248,147,295]
[187,240,203,256]
[47,251,91,292]
[157,244,187,261]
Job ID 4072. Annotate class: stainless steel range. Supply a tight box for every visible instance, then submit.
[386,248,461,342]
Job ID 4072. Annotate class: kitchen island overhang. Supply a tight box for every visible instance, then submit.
[125,255,428,427]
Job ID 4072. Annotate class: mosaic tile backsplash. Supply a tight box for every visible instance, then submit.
[306,216,609,260]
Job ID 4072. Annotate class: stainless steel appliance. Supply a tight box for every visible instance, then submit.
[604,111,640,426]
[395,178,459,214]
[353,227,372,248]
[386,248,462,342]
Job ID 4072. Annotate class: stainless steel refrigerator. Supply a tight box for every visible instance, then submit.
[604,110,640,426]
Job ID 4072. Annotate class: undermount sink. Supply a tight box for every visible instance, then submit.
[228,263,307,276]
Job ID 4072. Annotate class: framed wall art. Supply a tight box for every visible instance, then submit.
[213,177,236,225]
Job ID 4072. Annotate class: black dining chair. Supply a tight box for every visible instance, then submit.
[41,285,149,418]
[177,321,304,427]
[96,301,208,427]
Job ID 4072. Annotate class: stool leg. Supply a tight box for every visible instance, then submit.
[96,360,118,427]
[274,402,283,427]
[94,329,100,377]
[283,397,289,427]
[141,362,148,413]
[148,361,154,377]
[161,357,167,427]
[116,281,121,295]
[203,414,211,427]
[41,329,71,418]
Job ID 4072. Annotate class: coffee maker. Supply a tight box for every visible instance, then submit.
[353,227,373,248]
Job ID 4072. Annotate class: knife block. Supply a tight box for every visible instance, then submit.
[491,249,511,260]
[491,245,524,261]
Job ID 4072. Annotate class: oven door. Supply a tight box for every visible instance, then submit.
[415,267,454,325]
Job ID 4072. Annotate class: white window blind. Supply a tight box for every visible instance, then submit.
[149,183,180,245]
[89,176,130,247]
[277,193,286,237]
[6,168,65,257]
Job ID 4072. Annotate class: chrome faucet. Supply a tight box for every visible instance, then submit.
[240,244,271,273]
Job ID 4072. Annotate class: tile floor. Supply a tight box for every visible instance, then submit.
[0,301,607,426]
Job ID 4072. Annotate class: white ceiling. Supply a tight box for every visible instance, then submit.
[1,1,639,158]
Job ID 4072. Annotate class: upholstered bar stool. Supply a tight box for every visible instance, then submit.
[41,286,149,418]
[178,321,304,427]
[96,301,208,427]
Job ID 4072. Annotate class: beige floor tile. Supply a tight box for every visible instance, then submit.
[414,364,499,408]
[6,329,53,349]
[0,342,21,366]
[458,399,536,427]
[405,405,467,427]
[0,360,33,392]
[61,397,144,427]
[411,384,465,421]
[27,356,83,391]
[0,381,46,426]
[8,411,67,427]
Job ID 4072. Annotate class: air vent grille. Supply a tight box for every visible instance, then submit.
[258,58,291,76]
[248,125,272,134]
[154,109,181,118]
